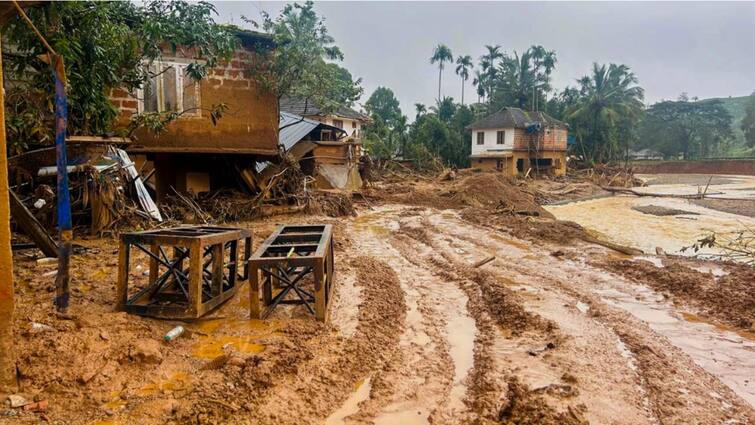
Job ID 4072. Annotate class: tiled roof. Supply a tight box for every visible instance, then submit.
[468,107,567,130]
[279,97,368,121]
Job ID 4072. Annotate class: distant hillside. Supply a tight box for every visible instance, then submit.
[699,95,752,154]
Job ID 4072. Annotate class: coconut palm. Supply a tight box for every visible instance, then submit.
[430,44,453,101]
[566,63,645,164]
[455,55,473,105]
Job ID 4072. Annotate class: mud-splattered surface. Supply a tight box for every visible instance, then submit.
[4,172,755,424]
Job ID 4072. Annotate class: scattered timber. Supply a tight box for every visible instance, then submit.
[601,186,724,199]
[9,189,58,257]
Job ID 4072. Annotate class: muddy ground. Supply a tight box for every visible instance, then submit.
[3,172,755,424]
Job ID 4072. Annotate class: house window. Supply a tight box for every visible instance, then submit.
[496,130,505,145]
[476,132,484,145]
[332,119,344,129]
[137,60,201,116]
[352,121,357,129]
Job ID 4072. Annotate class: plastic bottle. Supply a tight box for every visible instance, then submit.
[164,326,185,342]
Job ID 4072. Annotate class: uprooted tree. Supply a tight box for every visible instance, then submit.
[2,0,238,154]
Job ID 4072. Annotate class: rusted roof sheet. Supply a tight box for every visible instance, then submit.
[467,107,567,130]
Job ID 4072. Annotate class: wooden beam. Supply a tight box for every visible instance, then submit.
[0,32,17,392]
[8,190,57,258]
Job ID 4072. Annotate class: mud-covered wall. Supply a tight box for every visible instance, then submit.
[631,159,755,175]
[114,48,279,156]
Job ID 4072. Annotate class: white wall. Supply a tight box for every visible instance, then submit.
[470,127,515,155]
[321,116,362,138]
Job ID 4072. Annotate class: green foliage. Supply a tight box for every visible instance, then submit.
[742,93,755,148]
[455,54,473,104]
[430,44,453,101]
[363,85,472,169]
[491,45,557,111]
[362,87,407,160]
[2,0,237,153]
[476,44,503,104]
[639,97,733,159]
[566,63,645,164]
[250,1,361,112]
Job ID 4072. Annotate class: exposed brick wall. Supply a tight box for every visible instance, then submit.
[109,88,138,122]
[512,127,567,150]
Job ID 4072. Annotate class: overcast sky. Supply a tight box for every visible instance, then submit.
[214,1,755,115]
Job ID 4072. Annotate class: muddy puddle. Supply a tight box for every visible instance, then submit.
[593,282,755,407]
[325,377,373,425]
[546,175,755,256]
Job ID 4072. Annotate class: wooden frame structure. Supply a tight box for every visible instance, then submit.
[116,226,251,319]
[248,224,334,322]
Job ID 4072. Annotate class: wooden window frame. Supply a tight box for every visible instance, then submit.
[136,59,203,117]
[476,131,484,145]
[496,130,505,145]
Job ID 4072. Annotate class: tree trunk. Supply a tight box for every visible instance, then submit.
[461,78,465,105]
[438,66,442,101]
[0,34,17,393]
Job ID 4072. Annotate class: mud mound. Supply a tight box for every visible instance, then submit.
[460,208,584,245]
[632,205,699,216]
[376,172,553,218]
[447,173,552,218]
[498,378,588,425]
[596,257,755,331]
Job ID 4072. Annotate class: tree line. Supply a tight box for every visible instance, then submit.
[364,42,754,168]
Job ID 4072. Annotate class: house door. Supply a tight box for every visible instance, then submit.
[496,159,504,171]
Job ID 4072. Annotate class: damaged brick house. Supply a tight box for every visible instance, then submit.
[468,107,568,177]
[112,30,279,200]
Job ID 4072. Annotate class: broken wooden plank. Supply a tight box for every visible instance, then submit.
[9,190,58,257]
[472,256,495,268]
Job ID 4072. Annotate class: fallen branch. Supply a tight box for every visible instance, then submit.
[472,256,496,268]
[601,186,724,199]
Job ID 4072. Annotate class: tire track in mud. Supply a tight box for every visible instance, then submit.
[392,213,593,425]
[419,207,755,424]
[342,212,481,424]
[237,256,407,425]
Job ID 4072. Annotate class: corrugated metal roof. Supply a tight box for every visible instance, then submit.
[279,111,320,150]
[256,112,346,174]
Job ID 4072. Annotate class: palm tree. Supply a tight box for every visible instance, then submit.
[567,63,645,164]
[473,69,485,104]
[414,103,427,121]
[455,55,473,105]
[495,46,557,110]
[430,44,453,101]
[480,44,503,104]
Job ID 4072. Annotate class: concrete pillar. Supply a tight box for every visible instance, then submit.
[0,34,18,392]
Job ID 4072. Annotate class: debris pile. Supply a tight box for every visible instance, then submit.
[9,145,161,238]
[572,164,645,188]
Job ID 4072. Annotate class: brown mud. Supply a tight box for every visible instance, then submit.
[4,171,755,424]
